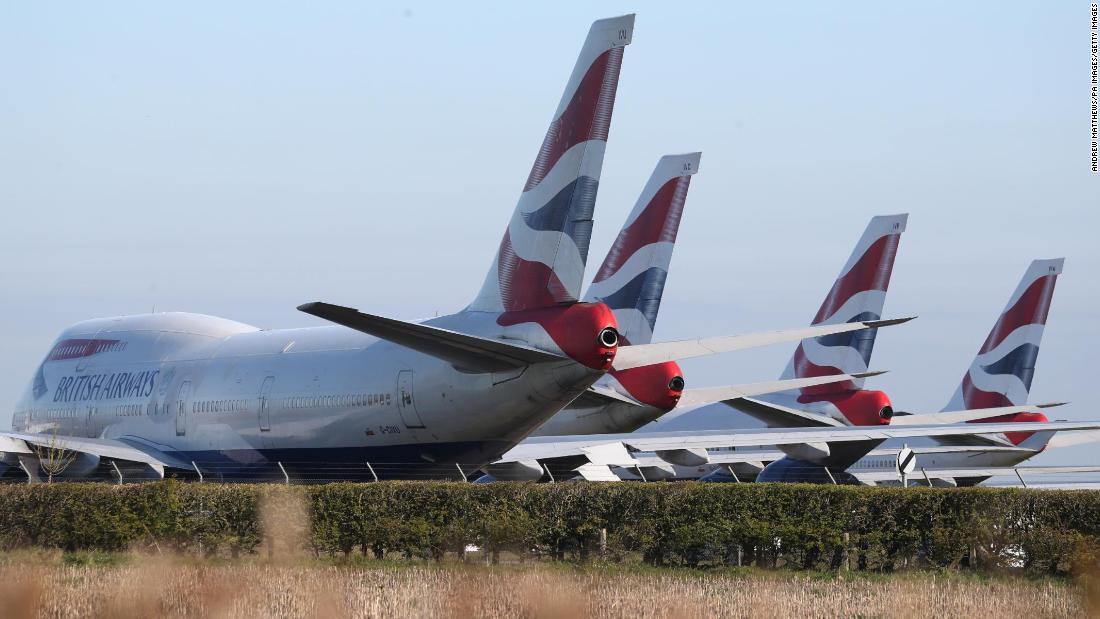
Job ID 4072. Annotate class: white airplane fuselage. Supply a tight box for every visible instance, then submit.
[12,311,609,479]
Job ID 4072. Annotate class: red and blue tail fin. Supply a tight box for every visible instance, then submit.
[780,214,907,391]
[943,258,1063,411]
[468,15,634,313]
[583,152,700,345]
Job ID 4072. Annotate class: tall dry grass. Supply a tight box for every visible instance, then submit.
[0,560,1086,619]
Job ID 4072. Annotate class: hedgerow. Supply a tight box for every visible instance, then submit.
[0,482,1097,574]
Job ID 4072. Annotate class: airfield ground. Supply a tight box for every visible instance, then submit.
[0,553,1093,618]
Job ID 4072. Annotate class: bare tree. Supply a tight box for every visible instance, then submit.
[32,430,79,483]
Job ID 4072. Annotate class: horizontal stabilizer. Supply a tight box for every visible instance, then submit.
[676,371,886,409]
[892,405,1048,426]
[298,302,567,372]
[723,397,844,428]
[611,317,914,370]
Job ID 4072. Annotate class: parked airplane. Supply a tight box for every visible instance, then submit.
[483,218,1097,481]
[530,153,882,439]
[482,154,889,481]
[3,16,896,482]
[857,258,1086,485]
[638,258,1080,484]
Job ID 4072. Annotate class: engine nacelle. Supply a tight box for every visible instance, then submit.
[654,448,709,467]
[635,464,677,481]
[482,460,545,482]
[778,442,831,463]
[52,451,101,480]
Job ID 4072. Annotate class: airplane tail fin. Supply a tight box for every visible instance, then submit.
[468,16,634,313]
[943,258,1063,411]
[583,152,701,344]
[780,214,908,392]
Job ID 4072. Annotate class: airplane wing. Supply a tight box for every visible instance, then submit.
[854,465,1100,484]
[675,371,885,409]
[611,317,914,370]
[1044,429,1100,449]
[498,421,1100,464]
[1,431,192,476]
[298,302,568,372]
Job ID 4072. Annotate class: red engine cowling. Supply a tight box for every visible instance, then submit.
[608,362,684,412]
[967,411,1048,445]
[799,389,894,426]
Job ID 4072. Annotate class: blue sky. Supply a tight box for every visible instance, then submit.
[1,2,1097,468]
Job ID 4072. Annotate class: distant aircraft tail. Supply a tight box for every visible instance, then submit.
[468,15,634,313]
[780,214,908,392]
[583,152,701,345]
[943,258,1063,411]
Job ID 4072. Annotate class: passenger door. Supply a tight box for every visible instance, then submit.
[175,381,192,437]
[396,370,425,428]
[258,376,275,432]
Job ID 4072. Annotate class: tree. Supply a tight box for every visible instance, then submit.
[32,430,79,483]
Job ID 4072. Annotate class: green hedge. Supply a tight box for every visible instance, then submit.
[0,482,1097,574]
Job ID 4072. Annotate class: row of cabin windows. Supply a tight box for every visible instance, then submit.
[284,393,390,410]
[193,399,249,414]
[50,341,126,359]
[19,392,393,423]
[22,407,81,421]
[22,404,147,421]
[115,403,143,417]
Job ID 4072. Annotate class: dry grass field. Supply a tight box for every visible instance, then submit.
[0,556,1093,619]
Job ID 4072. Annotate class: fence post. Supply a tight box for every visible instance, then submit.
[841,532,850,572]
[1015,468,1028,488]
[599,528,607,556]
[278,461,290,484]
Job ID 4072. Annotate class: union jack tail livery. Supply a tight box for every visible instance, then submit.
[780,214,908,392]
[469,15,634,313]
[944,258,1063,412]
[583,152,701,345]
